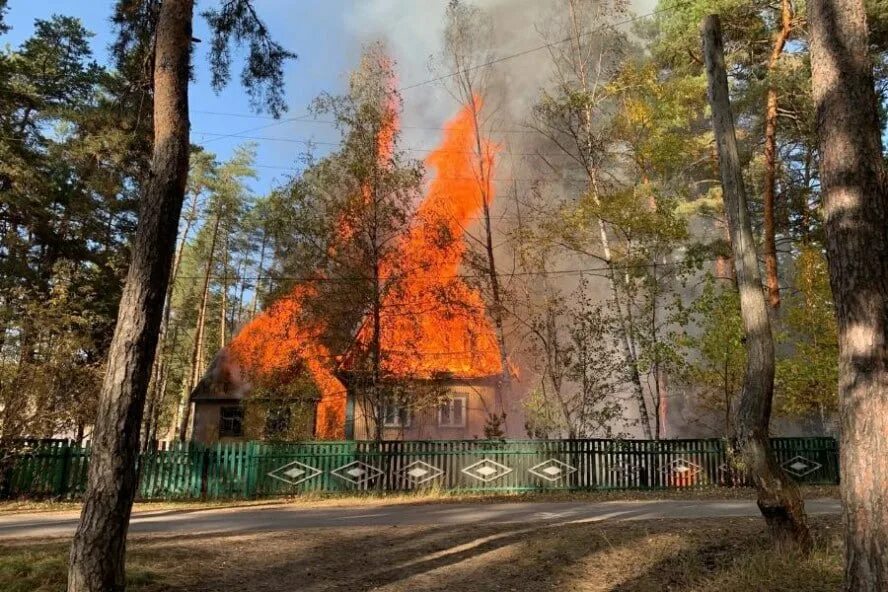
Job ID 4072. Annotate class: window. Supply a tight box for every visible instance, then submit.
[438,397,467,428]
[219,405,244,438]
[264,405,292,439]
[382,401,411,428]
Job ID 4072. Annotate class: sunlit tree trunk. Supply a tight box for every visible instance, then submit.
[144,184,200,447]
[459,87,511,423]
[234,256,248,328]
[220,234,229,348]
[703,13,811,551]
[762,0,793,310]
[441,2,512,426]
[66,1,193,589]
[177,211,221,441]
[251,228,268,318]
[809,0,888,587]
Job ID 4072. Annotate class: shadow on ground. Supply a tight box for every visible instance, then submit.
[0,515,843,592]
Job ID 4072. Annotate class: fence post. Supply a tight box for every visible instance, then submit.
[246,441,260,499]
[1,436,842,498]
[200,445,211,500]
[57,442,73,498]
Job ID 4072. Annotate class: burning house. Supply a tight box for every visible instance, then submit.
[188,100,524,443]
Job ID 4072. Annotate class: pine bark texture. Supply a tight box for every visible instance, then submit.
[177,211,220,441]
[808,0,888,588]
[66,1,193,590]
[702,14,812,551]
[144,187,199,448]
[762,0,793,309]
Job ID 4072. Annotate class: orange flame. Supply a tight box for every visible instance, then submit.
[349,98,502,378]
[225,98,502,439]
[228,284,347,439]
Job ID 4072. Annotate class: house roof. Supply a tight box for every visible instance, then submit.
[189,350,250,402]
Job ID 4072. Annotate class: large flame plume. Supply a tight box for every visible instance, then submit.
[224,98,502,439]
[350,98,502,379]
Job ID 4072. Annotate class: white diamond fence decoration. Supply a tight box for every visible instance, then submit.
[529,459,577,482]
[267,460,322,486]
[331,461,383,485]
[462,458,513,483]
[781,455,822,477]
[400,461,444,485]
[661,458,701,478]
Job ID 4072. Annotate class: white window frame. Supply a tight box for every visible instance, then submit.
[438,396,467,428]
[382,402,411,428]
[219,405,244,438]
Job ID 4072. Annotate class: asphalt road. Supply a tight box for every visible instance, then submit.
[0,498,841,540]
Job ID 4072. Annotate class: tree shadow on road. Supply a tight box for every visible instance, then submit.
[113,514,840,592]
[0,515,842,592]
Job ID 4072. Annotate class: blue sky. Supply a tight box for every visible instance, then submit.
[2,0,364,196]
[2,0,658,197]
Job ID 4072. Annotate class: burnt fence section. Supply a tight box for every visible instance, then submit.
[0,437,838,500]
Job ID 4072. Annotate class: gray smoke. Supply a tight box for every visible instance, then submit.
[340,0,674,438]
[344,0,656,149]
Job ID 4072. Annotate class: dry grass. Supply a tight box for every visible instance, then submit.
[0,515,843,592]
[0,484,839,515]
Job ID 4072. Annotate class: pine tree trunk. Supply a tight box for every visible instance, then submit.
[702,14,811,551]
[234,256,247,328]
[144,173,200,445]
[220,235,228,348]
[178,212,221,441]
[371,251,383,444]
[251,229,268,317]
[66,2,193,590]
[762,0,793,310]
[808,0,888,587]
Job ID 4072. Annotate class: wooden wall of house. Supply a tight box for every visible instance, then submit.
[191,399,315,444]
[353,383,529,440]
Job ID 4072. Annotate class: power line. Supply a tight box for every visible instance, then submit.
[176,258,714,283]
[245,162,585,180]
[180,0,692,152]
[192,1,690,105]
[190,130,573,157]
[198,112,314,146]
[186,3,693,154]
[192,110,541,135]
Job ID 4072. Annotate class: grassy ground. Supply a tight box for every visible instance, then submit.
[0,484,839,514]
[0,515,843,591]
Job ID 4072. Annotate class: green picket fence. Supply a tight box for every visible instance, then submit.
[0,437,839,500]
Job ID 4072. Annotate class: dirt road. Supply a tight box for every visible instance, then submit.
[0,498,841,539]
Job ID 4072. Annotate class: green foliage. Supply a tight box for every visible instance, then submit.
[202,0,297,117]
[522,387,563,439]
[775,247,838,420]
[521,278,628,439]
[679,277,746,436]
[483,412,507,439]
[609,60,710,181]
[0,13,147,440]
